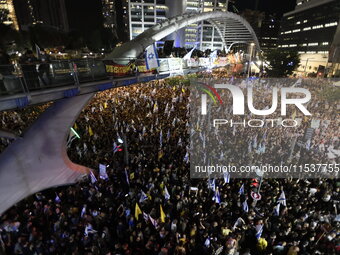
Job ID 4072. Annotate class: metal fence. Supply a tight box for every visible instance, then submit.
[0,59,108,96]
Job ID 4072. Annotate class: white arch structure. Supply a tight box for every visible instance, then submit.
[106,11,260,60]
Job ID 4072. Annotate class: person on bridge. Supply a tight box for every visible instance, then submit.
[38,49,52,86]
[19,50,40,90]
[0,49,14,94]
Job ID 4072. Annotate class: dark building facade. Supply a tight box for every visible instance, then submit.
[278,0,339,54]
[259,14,280,52]
[278,0,340,76]
[13,0,69,31]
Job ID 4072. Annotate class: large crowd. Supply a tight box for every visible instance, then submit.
[0,73,339,255]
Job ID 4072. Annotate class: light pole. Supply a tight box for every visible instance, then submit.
[247,42,255,78]
[304,58,314,77]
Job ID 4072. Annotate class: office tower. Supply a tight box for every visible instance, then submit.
[0,0,19,30]
[278,0,340,76]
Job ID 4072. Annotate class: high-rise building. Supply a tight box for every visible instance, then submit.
[198,0,228,51]
[278,0,340,76]
[13,0,69,31]
[127,0,168,40]
[259,14,280,52]
[126,0,230,51]
[102,0,118,40]
[0,0,19,30]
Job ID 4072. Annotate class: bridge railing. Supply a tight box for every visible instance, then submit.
[0,57,232,97]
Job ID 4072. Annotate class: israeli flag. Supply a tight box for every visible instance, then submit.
[89,170,97,184]
[139,191,148,203]
[164,185,170,200]
[242,200,249,212]
[183,46,196,60]
[183,151,189,163]
[273,203,280,216]
[214,188,221,204]
[239,184,245,195]
[223,172,230,184]
[145,44,159,70]
[255,224,263,240]
[55,193,61,203]
[99,164,108,180]
[278,191,286,207]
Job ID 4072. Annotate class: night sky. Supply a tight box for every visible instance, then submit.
[235,0,297,16]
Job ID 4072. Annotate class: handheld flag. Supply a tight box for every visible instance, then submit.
[145,44,159,70]
[278,190,286,206]
[139,191,148,203]
[99,164,108,180]
[273,203,280,216]
[255,225,263,240]
[88,126,94,136]
[160,205,166,223]
[242,200,249,213]
[89,170,97,184]
[239,184,245,195]
[223,171,230,184]
[164,185,170,200]
[214,188,221,204]
[81,205,86,218]
[55,193,61,203]
[183,47,196,60]
[135,203,142,220]
[35,44,41,58]
[149,215,158,228]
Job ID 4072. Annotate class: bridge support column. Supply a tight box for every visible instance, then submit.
[0,93,94,215]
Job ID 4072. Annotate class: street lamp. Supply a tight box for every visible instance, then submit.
[304,58,315,77]
[247,42,255,78]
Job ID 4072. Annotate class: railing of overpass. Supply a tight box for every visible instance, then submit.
[0,57,232,98]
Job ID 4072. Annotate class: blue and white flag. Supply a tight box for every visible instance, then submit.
[183,151,189,163]
[81,205,86,218]
[113,142,120,153]
[255,224,263,240]
[145,44,159,70]
[183,46,196,60]
[242,200,249,212]
[274,203,280,216]
[278,190,286,206]
[99,164,108,180]
[89,170,97,184]
[164,185,170,200]
[210,50,218,60]
[125,169,130,186]
[214,188,221,204]
[223,171,230,184]
[239,184,245,195]
[159,130,163,147]
[139,191,148,203]
[208,179,216,191]
[55,193,61,203]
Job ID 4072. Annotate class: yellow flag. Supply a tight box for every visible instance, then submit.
[130,172,135,180]
[74,123,78,130]
[103,102,108,109]
[158,150,164,160]
[135,203,142,220]
[292,110,296,120]
[182,88,185,93]
[173,86,176,91]
[88,126,94,136]
[160,205,165,223]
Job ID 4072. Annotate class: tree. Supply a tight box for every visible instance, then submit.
[264,49,300,77]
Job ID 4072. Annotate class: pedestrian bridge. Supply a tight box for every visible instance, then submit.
[0,10,260,215]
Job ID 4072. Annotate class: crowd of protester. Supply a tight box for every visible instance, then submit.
[0,73,339,255]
